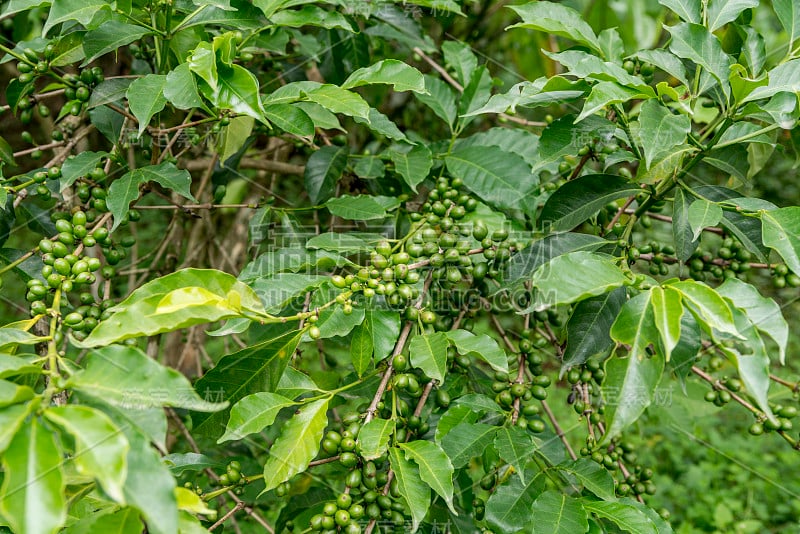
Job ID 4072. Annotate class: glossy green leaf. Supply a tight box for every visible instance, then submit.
[69,344,225,412]
[495,426,536,484]
[659,0,700,22]
[445,145,536,212]
[350,321,374,377]
[206,64,266,123]
[343,59,426,93]
[122,432,177,534]
[262,103,314,137]
[79,269,262,346]
[62,507,142,534]
[577,81,649,122]
[325,194,400,221]
[357,418,394,460]
[59,151,107,191]
[82,21,150,65]
[774,0,799,45]
[708,0,759,31]
[562,287,626,372]
[718,277,788,364]
[364,308,401,362]
[527,252,631,311]
[667,23,732,98]
[409,332,449,383]
[582,498,660,534]
[651,286,683,361]
[0,401,36,454]
[108,162,196,231]
[638,99,691,169]
[306,85,369,120]
[544,51,653,93]
[531,491,589,534]
[442,40,478,86]
[43,0,110,35]
[389,144,433,192]
[239,246,352,281]
[485,473,545,533]
[508,1,600,53]
[400,440,456,513]
[0,326,47,349]
[696,185,770,261]
[217,392,296,443]
[0,417,66,534]
[559,458,616,500]
[668,280,741,338]
[539,174,641,232]
[355,107,408,142]
[633,49,690,87]
[261,397,329,492]
[672,188,698,261]
[44,405,129,502]
[87,78,132,109]
[304,145,348,205]
[162,452,222,475]
[761,207,800,275]
[164,63,204,110]
[603,291,665,442]
[0,379,34,408]
[687,198,723,241]
[192,328,303,436]
[270,5,352,30]
[504,233,607,288]
[414,75,458,128]
[389,446,431,532]
[126,74,167,136]
[439,422,497,468]
[466,77,586,117]
[445,329,508,374]
[179,0,265,29]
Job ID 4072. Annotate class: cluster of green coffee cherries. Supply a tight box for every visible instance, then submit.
[749,403,798,436]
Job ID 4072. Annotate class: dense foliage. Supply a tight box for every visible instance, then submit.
[0,0,799,532]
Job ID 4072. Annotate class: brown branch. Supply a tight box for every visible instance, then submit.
[208,501,245,531]
[541,400,577,460]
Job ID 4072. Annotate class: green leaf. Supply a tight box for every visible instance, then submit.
[239,246,352,280]
[718,277,788,364]
[485,473,545,533]
[179,0,265,29]
[559,458,616,500]
[439,422,497,468]
[442,40,478,86]
[582,498,660,534]
[304,146,348,205]
[87,78,132,109]
[577,81,650,122]
[355,108,408,142]
[504,233,607,288]
[204,64,266,123]
[528,252,631,311]
[445,329,508,374]
[122,431,177,534]
[688,198,724,241]
[43,0,111,35]
[389,446,431,532]
[389,144,433,192]
[696,185,770,261]
[261,397,329,493]
[43,405,129,502]
[217,115,254,164]
[306,85,370,120]
[667,23,732,98]
[539,174,641,232]
[350,322,374,377]
[68,344,225,412]
[325,194,400,221]
[603,291,665,442]
[0,326,48,349]
[531,491,589,534]
[638,99,691,169]
[0,402,37,454]
[162,452,222,475]
[0,379,34,408]
[82,21,150,65]
[761,207,800,275]
[400,440,456,513]
[562,287,626,372]
[357,418,394,460]
[364,308,401,362]
[651,286,683,361]
[659,0,700,23]
[633,49,690,88]
[668,280,741,339]
[164,63,205,110]
[59,151,107,191]
[774,0,799,46]
[445,145,536,212]
[466,77,587,117]
[414,75,458,128]
[0,135,14,167]
[672,188,698,261]
[192,328,303,436]
[0,417,65,534]
[126,74,167,137]
[707,0,759,31]
[409,332,449,383]
[262,103,314,137]
[494,426,536,484]
[79,269,262,346]
[270,5,353,30]
[544,51,654,94]
[62,507,142,534]
[343,59,426,93]
[508,1,600,53]
[536,115,616,171]
[217,392,296,443]
[108,162,196,231]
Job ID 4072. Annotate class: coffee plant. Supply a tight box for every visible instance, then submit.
[0,0,798,532]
